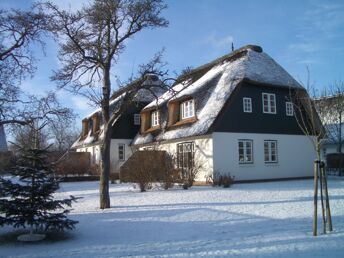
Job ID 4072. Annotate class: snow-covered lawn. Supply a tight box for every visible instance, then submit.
[1,178,344,257]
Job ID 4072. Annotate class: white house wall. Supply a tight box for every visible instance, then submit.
[138,135,213,182]
[109,139,133,173]
[76,139,133,173]
[76,145,100,165]
[212,132,316,181]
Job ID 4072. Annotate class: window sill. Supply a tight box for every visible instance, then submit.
[265,162,279,166]
[142,125,161,134]
[168,116,197,129]
[239,162,254,166]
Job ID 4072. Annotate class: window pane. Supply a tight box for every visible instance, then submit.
[239,140,253,163]
[118,145,125,160]
[239,153,244,162]
[246,154,252,162]
[134,114,140,125]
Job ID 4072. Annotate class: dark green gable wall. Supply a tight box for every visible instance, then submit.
[211,82,305,135]
[111,102,147,139]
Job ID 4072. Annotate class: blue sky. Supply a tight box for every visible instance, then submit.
[1,0,344,128]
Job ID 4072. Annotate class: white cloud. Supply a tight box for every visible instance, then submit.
[205,34,234,50]
[288,42,321,53]
[290,1,344,54]
[71,96,92,112]
[49,0,90,10]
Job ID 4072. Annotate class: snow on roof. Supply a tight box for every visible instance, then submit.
[72,77,166,149]
[85,94,123,119]
[85,77,166,119]
[133,46,304,145]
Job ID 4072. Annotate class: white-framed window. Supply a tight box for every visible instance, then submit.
[134,114,141,125]
[262,93,276,114]
[151,110,159,127]
[264,140,278,163]
[243,97,252,113]
[238,140,253,164]
[180,99,195,119]
[177,142,195,178]
[118,144,125,161]
[286,102,293,116]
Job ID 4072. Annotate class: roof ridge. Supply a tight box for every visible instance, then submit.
[176,45,263,83]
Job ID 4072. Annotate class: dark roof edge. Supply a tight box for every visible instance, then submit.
[241,78,304,90]
[176,45,263,84]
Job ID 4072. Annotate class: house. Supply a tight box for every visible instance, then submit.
[71,74,165,174]
[131,45,316,182]
[314,95,344,160]
[321,124,344,160]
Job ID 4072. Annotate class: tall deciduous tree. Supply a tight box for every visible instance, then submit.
[44,0,168,209]
[0,6,47,126]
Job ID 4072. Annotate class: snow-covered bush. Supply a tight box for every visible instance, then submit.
[121,150,175,192]
[210,171,235,188]
[221,173,235,188]
[55,152,92,177]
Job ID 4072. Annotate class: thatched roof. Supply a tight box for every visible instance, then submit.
[133,45,304,145]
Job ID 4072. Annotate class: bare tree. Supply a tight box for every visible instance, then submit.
[290,69,333,236]
[315,81,344,154]
[0,6,47,126]
[48,119,79,152]
[10,92,75,150]
[43,0,168,208]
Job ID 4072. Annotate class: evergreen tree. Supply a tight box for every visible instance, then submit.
[0,145,78,234]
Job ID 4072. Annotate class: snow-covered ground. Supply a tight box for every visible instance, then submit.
[1,178,344,257]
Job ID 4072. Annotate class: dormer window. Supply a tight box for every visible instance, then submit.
[82,119,89,137]
[89,119,93,134]
[92,113,100,133]
[180,99,195,119]
[151,110,159,127]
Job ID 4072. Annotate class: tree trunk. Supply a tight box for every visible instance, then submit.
[322,165,333,232]
[99,67,111,209]
[100,124,111,209]
[313,160,318,236]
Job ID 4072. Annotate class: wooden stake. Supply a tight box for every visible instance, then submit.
[319,165,326,234]
[313,160,319,236]
[322,164,333,232]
